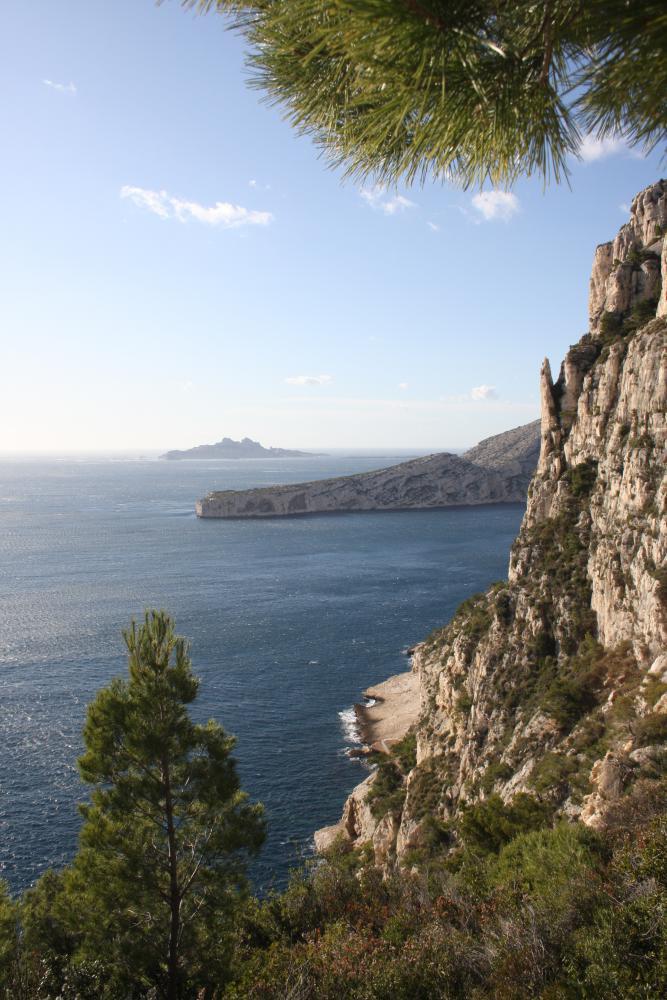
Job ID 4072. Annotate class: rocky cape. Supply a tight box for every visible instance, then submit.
[317,181,667,867]
[195,421,540,518]
[161,437,324,460]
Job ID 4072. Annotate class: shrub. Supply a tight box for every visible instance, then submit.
[408,761,449,821]
[452,593,493,647]
[455,690,473,715]
[490,822,603,902]
[624,296,658,332]
[494,587,513,626]
[566,459,598,498]
[367,758,405,818]
[385,731,417,774]
[633,713,667,748]
[567,815,667,998]
[458,793,552,855]
[625,247,660,268]
[542,674,599,728]
[599,310,623,340]
[529,752,579,794]
[539,636,605,730]
[480,761,514,794]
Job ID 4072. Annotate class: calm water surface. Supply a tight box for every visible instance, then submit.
[0,456,525,893]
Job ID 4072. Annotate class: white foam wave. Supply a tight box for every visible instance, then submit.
[338,706,362,745]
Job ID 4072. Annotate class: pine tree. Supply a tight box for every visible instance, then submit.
[185,0,667,187]
[68,610,265,999]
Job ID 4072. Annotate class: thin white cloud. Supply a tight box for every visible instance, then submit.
[577,133,627,163]
[43,79,77,96]
[181,380,195,393]
[120,186,274,228]
[360,185,416,216]
[427,221,440,232]
[471,191,520,223]
[619,202,630,214]
[285,374,333,386]
[471,384,498,400]
[398,382,409,391]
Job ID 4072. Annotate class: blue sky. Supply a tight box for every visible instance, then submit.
[1,1,664,453]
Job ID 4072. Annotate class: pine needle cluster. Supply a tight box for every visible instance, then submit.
[182,0,667,187]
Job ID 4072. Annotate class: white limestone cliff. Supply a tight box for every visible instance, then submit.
[318,182,667,866]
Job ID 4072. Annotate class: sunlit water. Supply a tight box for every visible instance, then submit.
[0,456,525,894]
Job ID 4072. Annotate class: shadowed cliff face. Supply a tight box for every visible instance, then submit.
[195,421,541,518]
[324,182,667,864]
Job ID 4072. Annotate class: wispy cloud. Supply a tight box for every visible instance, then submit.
[471,191,520,223]
[285,374,333,386]
[398,382,409,391]
[360,185,416,216]
[427,221,440,232]
[120,186,274,228]
[43,79,77,96]
[471,384,498,400]
[619,202,630,214]
[577,133,627,163]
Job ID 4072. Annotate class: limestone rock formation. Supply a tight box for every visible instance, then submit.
[589,179,666,331]
[195,421,540,518]
[319,182,667,865]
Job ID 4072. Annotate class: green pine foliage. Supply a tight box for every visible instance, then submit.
[0,612,264,999]
[183,0,667,187]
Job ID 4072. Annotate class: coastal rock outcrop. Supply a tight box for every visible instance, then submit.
[195,421,540,518]
[320,183,667,866]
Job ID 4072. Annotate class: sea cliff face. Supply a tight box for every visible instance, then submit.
[195,421,540,518]
[325,181,667,864]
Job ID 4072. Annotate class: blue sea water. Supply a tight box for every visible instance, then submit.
[0,456,525,894]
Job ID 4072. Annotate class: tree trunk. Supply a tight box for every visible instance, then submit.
[163,758,180,1000]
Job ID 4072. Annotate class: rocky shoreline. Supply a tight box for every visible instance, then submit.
[314,661,421,854]
[352,671,420,754]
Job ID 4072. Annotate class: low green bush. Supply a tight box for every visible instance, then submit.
[633,713,667,748]
[566,459,598,498]
[367,758,405,818]
[457,793,552,855]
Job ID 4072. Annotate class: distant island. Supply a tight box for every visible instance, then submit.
[160,437,325,461]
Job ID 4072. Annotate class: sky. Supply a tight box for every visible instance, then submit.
[1,1,664,453]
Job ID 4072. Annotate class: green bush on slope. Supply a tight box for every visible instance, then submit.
[224,788,667,1000]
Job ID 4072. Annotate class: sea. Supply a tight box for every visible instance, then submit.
[0,454,525,895]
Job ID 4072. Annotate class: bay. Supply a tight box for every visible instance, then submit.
[0,455,525,893]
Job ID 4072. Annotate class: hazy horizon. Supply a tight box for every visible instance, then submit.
[0,443,469,459]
